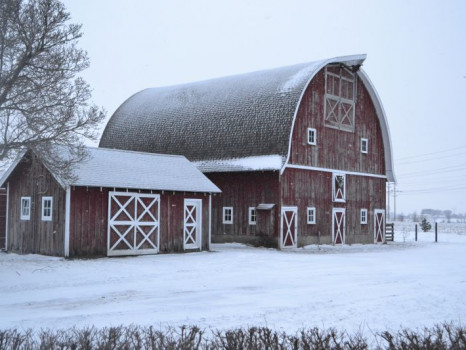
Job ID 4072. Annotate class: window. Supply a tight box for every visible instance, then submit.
[332,173,346,202]
[307,128,317,145]
[307,207,316,224]
[42,196,53,221]
[361,138,368,154]
[223,207,233,224]
[20,197,31,220]
[324,66,356,132]
[249,207,257,225]
[361,209,368,224]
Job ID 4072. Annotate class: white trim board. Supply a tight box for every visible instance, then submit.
[284,164,387,179]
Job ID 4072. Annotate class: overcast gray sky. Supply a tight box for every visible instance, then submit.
[64,0,466,215]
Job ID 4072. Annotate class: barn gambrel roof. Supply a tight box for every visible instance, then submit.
[100,54,395,182]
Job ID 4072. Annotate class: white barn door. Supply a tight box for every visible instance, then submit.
[374,209,385,243]
[332,208,346,244]
[280,206,298,248]
[184,199,202,250]
[107,192,160,256]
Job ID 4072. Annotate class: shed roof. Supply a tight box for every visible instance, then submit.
[0,147,221,193]
[100,55,395,182]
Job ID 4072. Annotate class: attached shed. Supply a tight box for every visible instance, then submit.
[0,147,220,257]
[100,54,396,247]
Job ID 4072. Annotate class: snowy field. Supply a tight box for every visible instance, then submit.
[1,223,465,334]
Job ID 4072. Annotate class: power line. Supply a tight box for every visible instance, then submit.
[395,145,466,161]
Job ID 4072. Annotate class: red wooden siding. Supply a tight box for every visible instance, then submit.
[68,187,210,257]
[5,152,66,255]
[281,167,386,244]
[289,69,386,175]
[0,188,6,249]
[207,171,280,241]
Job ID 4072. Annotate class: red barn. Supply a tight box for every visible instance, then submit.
[100,54,395,247]
[0,147,220,256]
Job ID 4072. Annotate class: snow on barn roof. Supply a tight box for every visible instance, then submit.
[0,147,221,193]
[99,54,395,181]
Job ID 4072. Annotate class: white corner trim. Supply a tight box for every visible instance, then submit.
[5,182,9,251]
[64,186,71,257]
[284,163,387,179]
[208,194,212,250]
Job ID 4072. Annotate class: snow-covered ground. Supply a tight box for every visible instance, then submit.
[1,223,465,334]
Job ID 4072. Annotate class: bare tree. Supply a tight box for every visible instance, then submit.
[0,0,105,176]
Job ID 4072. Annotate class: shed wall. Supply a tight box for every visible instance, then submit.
[6,153,66,255]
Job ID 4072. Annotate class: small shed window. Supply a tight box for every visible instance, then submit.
[223,207,233,224]
[332,173,346,202]
[42,196,53,221]
[248,207,257,225]
[361,209,368,224]
[361,138,368,154]
[307,128,317,145]
[307,207,316,224]
[20,197,31,220]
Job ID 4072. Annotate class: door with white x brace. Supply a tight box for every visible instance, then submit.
[280,206,298,248]
[332,208,346,244]
[184,199,202,250]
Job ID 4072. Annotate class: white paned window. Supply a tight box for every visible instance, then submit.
[223,207,233,224]
[361,138,368,154]
[249,207,257,225]
[42,196,53,221]
[361,209,368,224]
[332,173,346,202]
[307,207,316,224]
[20,197,31,220]
[307,128,317,145]
[324,66,356,132]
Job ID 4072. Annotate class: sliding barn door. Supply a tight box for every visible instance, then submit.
[107,192,160,256]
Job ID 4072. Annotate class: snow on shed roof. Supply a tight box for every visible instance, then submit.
[99,54,395,181]
[0,147,221,193]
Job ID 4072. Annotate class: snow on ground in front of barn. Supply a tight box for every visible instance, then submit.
[1,223,465,335]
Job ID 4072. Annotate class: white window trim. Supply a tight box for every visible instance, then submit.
[332,173,346,203]
[361,138,368,154]
[361,209,368,224]
[248,207,257,225]
[307,207,316,224]
[20,196,31,220]
[42,196,53,221]
[222,206,233,224]
[307,128,317,145]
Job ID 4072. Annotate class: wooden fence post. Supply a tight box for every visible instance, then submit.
[435,222,438,243]
[415,224,418,241]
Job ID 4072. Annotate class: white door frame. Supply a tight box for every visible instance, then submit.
[332,208,346,244]
[280,206,298,248]
[184,198,202,250]
[374,209,385,243]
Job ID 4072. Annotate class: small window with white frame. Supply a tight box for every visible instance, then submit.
[307,128,317,145]
[307,207,316,224]
[361,209,368,224]
[42,196,53,221]
[20,197,31,220]
[223,206,233,224]
[332,173,346,202]
[248,207,257,225]
[361,138,368,154]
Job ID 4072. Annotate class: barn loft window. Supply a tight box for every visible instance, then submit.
[324,65,356,132]
[361,209,368,224]
[307,128,317,145]
[361,138,368,154]
[223,207,233,224]
[307,207,316,224]
[332,173,346,202]
[20,197,31,220]
[41,196,53,221]
[249,207,257,225]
